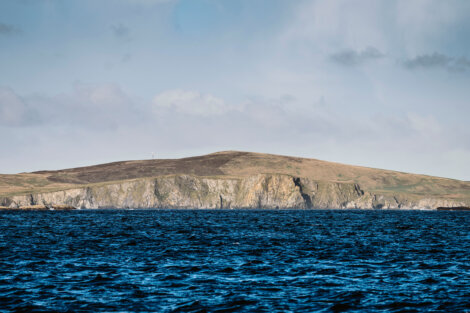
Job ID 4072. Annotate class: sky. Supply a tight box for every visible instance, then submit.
[0,0,469,180]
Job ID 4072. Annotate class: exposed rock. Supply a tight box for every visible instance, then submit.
[19,205,48,210]
[436,206,470,211]
[3,174,466,210]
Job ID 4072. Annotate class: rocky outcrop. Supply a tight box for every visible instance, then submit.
[2,174,467,210]
[436,206,470,211]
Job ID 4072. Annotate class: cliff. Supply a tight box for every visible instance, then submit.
[2,173,467,210]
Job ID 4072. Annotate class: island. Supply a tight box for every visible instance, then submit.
[1,151,469,210]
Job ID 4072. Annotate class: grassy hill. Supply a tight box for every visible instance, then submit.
[1,151,470,201]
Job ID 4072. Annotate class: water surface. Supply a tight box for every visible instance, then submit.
[0,209,469,312]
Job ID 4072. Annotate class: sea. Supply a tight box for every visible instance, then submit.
[0,209,469,312]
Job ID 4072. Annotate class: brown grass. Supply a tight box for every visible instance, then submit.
[1,150,469,200]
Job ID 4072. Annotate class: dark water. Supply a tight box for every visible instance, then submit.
[0,210,469,312]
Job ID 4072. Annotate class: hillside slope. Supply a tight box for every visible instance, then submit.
[1,151,469,209]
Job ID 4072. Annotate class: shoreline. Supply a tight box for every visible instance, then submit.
[1,207,468,211]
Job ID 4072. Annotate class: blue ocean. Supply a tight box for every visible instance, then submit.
[0,209,469,312]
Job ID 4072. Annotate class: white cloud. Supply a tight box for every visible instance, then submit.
[280,0,469,58]
[0,84,142,130]
[74,83,133,109]
[280,0,389,53]
[395,0,464,54]
[407,113,441,135]
[1,84,470,179]
[153,89,229,116]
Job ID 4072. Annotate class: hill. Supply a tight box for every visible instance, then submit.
[1,151,469,209]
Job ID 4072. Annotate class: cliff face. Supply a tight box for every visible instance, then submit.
[2,174,466,210]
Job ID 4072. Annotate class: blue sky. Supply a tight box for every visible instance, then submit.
[1,0,470,180]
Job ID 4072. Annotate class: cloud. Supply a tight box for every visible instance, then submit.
[121,53,132,63]
[0,22,20,35]
[404,52,451,69]
[0,87,30,126]
[45,83,143,129]
[2,84,469,179]
[404,52,470,72]
[406,113,442,143]
[281,0,470,63]
[111,23,131,40]
[330,47,384,66]
[149,90,463,157]
[153,89,229,116]
[1,84,143,130]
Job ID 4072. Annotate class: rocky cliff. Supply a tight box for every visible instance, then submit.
[2,174,466,210]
